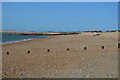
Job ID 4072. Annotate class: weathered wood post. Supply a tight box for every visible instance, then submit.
[101,46,104,49]
[118,43,120,48]
[28,51,30,53]
[47,49,50,52]
[84,47,87,50]
[7,52,9,55]
[67,48,69,51]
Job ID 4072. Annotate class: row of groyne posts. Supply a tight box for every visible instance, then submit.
[6,43,120,55]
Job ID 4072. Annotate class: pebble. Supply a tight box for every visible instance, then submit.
[68,58,70,61]
[109,74,113,78]
[56,70,58,72]
[14,69,16,71]
[66,60,68,62]
[106,74,113,78]
[52,68,55,70]
[3,73,6,76]
[19,72,25,76]
[11,73,14,76]
[32,56,35,58]
[21,73,24,76]
[72,71,75,74]
[85,74,91,78]
[47,65,50,67]
[16,67,19,69]
[82,58,84,60]
[91,68,94,70]
[79,69,83,72]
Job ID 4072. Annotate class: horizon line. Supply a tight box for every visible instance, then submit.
[1,0,120,2]
[1,29,119,32]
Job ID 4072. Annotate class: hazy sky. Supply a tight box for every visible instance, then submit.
[2,0,119,2]
[2,2,118,32]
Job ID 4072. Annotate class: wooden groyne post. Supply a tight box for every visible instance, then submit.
[7,52,9,55]
[101,46,104,49]
[67,48,69,51]
[84,47,87,50]
[118,43,120,48]
[47,49,50,52]
[28,51,30,53]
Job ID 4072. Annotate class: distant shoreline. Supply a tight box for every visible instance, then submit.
[0,31,81,36]
[1,30,118,45]
[0,30,119,36]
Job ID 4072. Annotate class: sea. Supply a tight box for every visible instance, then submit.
[0,32,50,44]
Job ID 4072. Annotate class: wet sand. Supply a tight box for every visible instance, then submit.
[2,32,118,78]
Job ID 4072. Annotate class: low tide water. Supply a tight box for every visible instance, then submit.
[1,32,50,44]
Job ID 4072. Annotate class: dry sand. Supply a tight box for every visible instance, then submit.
[2,32,118,78]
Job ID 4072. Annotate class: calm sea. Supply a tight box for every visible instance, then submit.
[1,32,50,44]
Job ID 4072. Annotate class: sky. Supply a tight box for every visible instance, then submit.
[0,2,2,31]
[2,2,118,32]
[1,0,120,2]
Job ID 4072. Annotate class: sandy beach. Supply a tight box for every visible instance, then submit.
[2,32,118,78]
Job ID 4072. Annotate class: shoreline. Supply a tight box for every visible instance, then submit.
[1,31,118,45]
[1,36,53,45]
[1,38,37,45]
